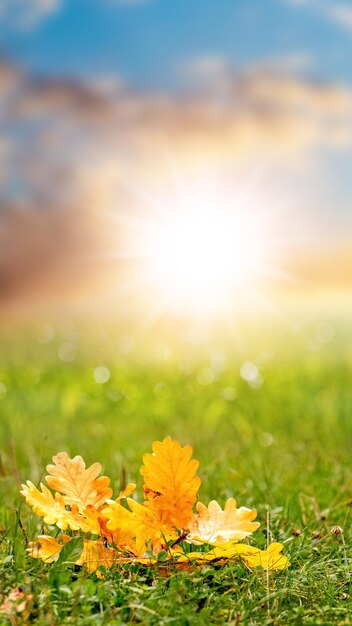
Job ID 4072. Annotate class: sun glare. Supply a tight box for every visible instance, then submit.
[139,189,271,316]
[107,174,287,319]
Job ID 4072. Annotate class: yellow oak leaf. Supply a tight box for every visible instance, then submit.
[171,541,289,570]
[99,484,136,543]
[27,534,70,563]
[99,500,137,551]
[46,452,112,511]
[236,542,289,571]
[76,539,117,576]
[187,499,260,544]
[21,481,81,530]
[117,482,136,500]
[140,437,201,530]
[20,481,101,533]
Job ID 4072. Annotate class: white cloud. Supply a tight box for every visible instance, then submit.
[248,52,315,74]
[282,0,352,31]
[106,0,150,5]
[0,0,60,29]
[284,0,310,4]
[327,3,352,30]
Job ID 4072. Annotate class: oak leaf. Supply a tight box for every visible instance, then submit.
[0,587,33,624]
[236,542,289,571]
[46,452,112,511]
[21,482,81,530]
[20,481,101,533]
[102,497,177,556]
[27,534,70,563]
[76,539,116,576]
[117,482,136,500]
[171,541,289,570]
[187,498,260,544]
[140,437,201,529]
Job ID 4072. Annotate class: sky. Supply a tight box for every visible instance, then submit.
[2,0,352,88]
[0,0,352,314]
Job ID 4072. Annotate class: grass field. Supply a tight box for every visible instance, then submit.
[0,316,351,625]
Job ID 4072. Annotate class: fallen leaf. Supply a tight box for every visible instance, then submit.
[140,436,201,529]
[46,452,112,511]
[102,497,176,555]
[27,534,70,562]
[20,481,101,533]
[1,587,33,624]
[76,539,117,576]
[187,498,260,544]
[173,541,289,570]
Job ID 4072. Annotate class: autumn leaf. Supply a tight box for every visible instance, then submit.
[187,498,260,544]
[100,499,138,552]
[72,503,102,535]
[27,534,70,563]
[27,535,115,576]
[76,539,117,576]
[140,436,201,529]
[0,587,33,625]
[46,452,112,511]
[116,482,136,500]
[21,482,81,530]
[20,481,101,534]
[236,542,289,571]
[102,497,176,556]
[171,541,289,570]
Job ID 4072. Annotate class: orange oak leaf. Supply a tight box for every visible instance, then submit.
[46,452,112,511]
[140,437,201,530]
[187,499,260,544]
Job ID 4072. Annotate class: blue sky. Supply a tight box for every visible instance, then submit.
[2,0,352,88]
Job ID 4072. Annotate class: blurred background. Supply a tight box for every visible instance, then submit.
[0,1,352,488]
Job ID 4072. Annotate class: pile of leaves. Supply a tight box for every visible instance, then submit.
[21,437,288,576]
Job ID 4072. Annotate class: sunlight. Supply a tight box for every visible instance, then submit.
[140,187,270,316]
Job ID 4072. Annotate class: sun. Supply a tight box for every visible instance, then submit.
[102,172,286,319]
[137,184,271,316]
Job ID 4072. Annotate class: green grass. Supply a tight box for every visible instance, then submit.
[0,318,351,624]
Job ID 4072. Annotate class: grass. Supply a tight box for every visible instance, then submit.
[0,316,351,624]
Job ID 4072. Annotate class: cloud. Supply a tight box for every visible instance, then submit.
[282,0,352,31]
[248,52,315,73]
[327,3,352,30]
[3,54,351,222]
[107,0,151,4]
[182,55,352,151]
[0,0,60,29]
